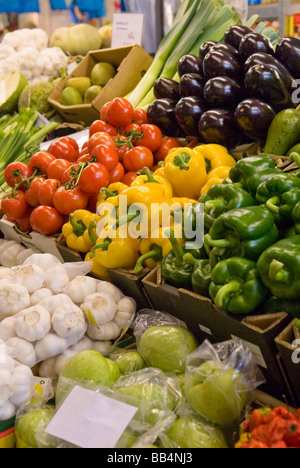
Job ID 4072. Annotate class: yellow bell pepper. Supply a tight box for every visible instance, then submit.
[200,166,232,195]
[131,167,173,198]
[97,182,128,208]
[194,144,236,174]
[163,147,207,199]
[93,225,140,270]
[85,251,109,279]
[62,210,100,253]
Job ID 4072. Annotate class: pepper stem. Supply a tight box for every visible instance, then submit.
[266,196,281,214]
[134,249,159,274]
[114,211,140,230]
[269,259,290,283]
[101,188,118,199]
[289,152,300,169]
[172,152,191,171]
[214,280,241,309]
[91,239,112,256]
[69,215,86,237]
[88,220,98,246]
[204,199,226,214]
[205,233,233,249]
[137,167,159,184]
[183,253,198,266]
[165,228,185,264]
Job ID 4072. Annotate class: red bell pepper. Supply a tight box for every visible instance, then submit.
[270,440,288,448]
[240,440,269,448]
[251,416,288,446]
[269,407,295,422]
[248,408,272,432]
[284,421,300,448]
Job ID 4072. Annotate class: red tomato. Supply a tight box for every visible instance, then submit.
[47,159,73,182]
[78,163,110,195]
[61,164,80,185]
[133,108,149,125]
[14,207,33,233]
[154,137,181,162]
[121,122,142,137]
[81,141,89,151]
[100,101,111,122]
[57,137,79,152]
[53,186,88,215]
[38,179,61,206]
[78,147,89,157]
[106,97,134,128]
[123,146,154,172]
[113,135,132,163]
[88,132,117,155]
[25,177,46,207]
[91,144,119,171]
[77,154,93,164]
[122,172,138,185]
[4,162,33,190]
[1,191,29,219]
[47,140,78,162]
[109,162,125,184]
[133,124,163,152]
[151,165,159,172]
[30,205,64,236]
[89,120,118,137]
[29,152,56,175]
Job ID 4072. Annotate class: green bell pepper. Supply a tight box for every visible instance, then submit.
[255,173,300,224]
[199,183,256,232]
[161,228,194,289]
[209,257,268,315]
[257,235,300,300]
[263,296,300,318]
[183,253,212,297]
[204,206,279,267]
[181,201,204,247]
[229,154,276,189]
[246,168,283,197]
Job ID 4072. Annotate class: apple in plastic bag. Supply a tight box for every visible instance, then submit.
[15,406,56,448]
[112,350,146,375]
[139,326,198,373]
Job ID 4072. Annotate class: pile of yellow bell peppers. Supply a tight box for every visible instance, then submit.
[61,143,236,276]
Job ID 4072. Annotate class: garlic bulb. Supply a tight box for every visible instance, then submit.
[96,281,124,303]
[63,276,97,304]
[9,364,33,406]
[114,297,136,328]
[15,305,51,342]
[39,294,74,316]
[81,293,117,326]
[35,333,68,362]
[44,265,70,293]
[0,317,17,341]
[5,337,36,368]
[0,283,31,319]
[31,289,53,306]
[52,304,87,339]
[87,320,121,341]
[23,253,61,270]
[12,264,45,294]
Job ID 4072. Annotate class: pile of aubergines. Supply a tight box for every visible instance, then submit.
[147,25,300,149]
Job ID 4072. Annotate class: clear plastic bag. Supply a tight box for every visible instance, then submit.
[133,309,198,374]
[184,339,265,428]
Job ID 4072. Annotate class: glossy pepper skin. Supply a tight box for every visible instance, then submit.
[229,154,276,189]
[163,147,207,199]
[257,235,300,300]
[204,206,279,267]
[199,183,256,232]
[200,166,232,195]
[194,144,236,173]
[161,229,195,289]
[246,168,283,197]
[62,210,100,253]
[255,173,300,224]
[183,253,212,297]
[131,167,173,198]
[209,257,268,315]
[97,182,128,207]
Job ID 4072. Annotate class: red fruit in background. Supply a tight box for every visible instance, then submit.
[61,164,80,184]
[78,163,110,195]
[106,97,134,127]
[88,132,116,154]
[154,137,181,162]
[77,153,93,164]
[25,177,46,207]
[100,101,111,122]
[133,108,149,125]
[123,146,154,172]
[133,124,163,152]
[122,171,138,185]
[113,135,132,163]
[4,162,33,190]
[38,179,61,206]
[29,152,56,175]
[57,136,79,152]
[91,144,119,171]
[47,159,73,182]
[30,205,64,236]
[109,162,125,184]
[47,139,78,162]
[14,207,33,233]
[53,186,88,215]
[89,120,118,137]
[2,191,29,219]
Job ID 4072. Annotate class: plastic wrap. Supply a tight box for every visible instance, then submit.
[184,339,265,428]
[133,310,198,374]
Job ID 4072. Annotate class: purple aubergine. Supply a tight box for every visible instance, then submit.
[199,41,218,59]
[178,54,203,77]
[234,98,276,141]
[239,32,274,61]
[224,25,253,49]
[147,98,184,138]
[175,97,209,136]
[244,64,295,112]
[275,36,300,78]
[179,73,207,98]
[198,109,241,148]
[203,76,244,109]
[244,52,295,93]
[202,50,243,82]
[153,78,180,100]
[209,43,241,61]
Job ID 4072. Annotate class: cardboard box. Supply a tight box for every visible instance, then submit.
[142,266,293,401]
[48,45,153,126]
[275,319,300,406]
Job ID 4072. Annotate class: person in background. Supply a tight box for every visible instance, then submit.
[69,0,106,27]
[69,0,88,24]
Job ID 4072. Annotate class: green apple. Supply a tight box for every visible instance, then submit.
[106,357,121,382]
[66,77,92,96]
[166,415,228,449]
[91,62,116,87]
[15,407,55,448]
[84,85,102,103]
[112,351,146,375]
[61,86,83,106]
[116,382,175,411]
[186,367,249,427]
[115,429,137,448]
[139,326,198,373]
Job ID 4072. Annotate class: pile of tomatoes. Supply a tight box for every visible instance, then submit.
[1,97,181,237]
